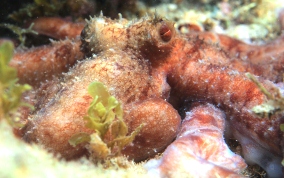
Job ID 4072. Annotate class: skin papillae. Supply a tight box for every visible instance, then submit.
[22,16,181,162]
[185,31,284,83]
[10,39,84,87]
[8,14,284,177]
[9,17,86,87]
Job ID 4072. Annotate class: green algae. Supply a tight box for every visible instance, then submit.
[69,82,143,161]
[247,73,284,167]
[0,41,33,127]
[0,44,148,178]
[246,73,284,118]
[0,119,148,178]
[0,23,38,47]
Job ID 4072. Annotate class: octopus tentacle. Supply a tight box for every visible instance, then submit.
[10,39,83,87]
[122,98,180,161]
[132,16,284,175]
[145,103,247,177]
[165,41,283,176]
[185,32,284,82]
[29,17,85,39]
[167,49,282,155]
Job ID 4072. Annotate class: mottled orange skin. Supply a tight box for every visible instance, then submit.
[11,39,83,87]
[22,39,181,161]
[29,17,85,40]
[148,20,284,176]
[183,30,284,82]
[151,24,284,176]
[162,37,282,155]
[9,14,284,176]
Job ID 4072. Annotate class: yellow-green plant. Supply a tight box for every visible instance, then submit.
[0,23,38,47]
[0,41,32,127]
[69,82,143,160]
[246,73,284,118]
[246,73,284,166]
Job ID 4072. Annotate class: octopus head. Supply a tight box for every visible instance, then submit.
[127,15,176,63]
[80,14,176,63]
[80,15,129,56]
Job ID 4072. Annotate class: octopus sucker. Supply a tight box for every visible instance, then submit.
[7,13,284,177]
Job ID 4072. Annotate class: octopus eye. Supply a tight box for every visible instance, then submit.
[159,23,172,42]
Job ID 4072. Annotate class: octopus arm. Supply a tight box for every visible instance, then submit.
[145,104,246,177]
[234,129,283,178]
[167,57,283,176]
[188,31,284,82]
[10,39,83,87]
[29,17,85,39]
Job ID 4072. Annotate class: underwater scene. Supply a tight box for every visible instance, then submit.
[1,0,284,177]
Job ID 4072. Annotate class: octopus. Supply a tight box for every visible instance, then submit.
[7,11,284,177]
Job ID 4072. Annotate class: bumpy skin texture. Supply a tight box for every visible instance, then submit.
[12,14,284,176]
[9,17,85,87]
[10,39,83,87]
[165,38,282,155]
[161,31,283,177]
[123,99,180,161]
[79,15,283,175]
[146,104,247,177]
[23,44,181,161]
[29,17,85,40]
[185,31,284,82]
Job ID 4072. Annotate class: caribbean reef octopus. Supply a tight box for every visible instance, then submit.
[8,12,284,177]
